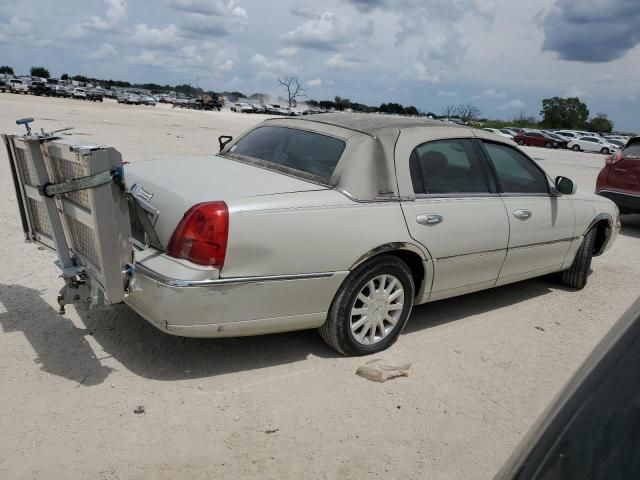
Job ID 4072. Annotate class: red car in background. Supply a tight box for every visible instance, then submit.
[596,137,640,214]
[513,130,567,149]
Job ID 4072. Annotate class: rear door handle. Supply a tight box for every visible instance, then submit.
[416,213,444,225]
[513,209,532,220]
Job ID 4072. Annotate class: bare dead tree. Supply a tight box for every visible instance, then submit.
[455,103,481,124]
[278,76,306,108]
[442,104,456,119]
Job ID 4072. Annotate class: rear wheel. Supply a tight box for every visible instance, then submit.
[560,228,596,289]
[600,147,610,155]
[545,141,553,148]
[572,145,581,152]
[319,255,415,355]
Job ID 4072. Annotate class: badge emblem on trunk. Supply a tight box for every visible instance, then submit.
[131,184,154,203]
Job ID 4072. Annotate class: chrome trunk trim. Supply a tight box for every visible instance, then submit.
[134,263,335,288]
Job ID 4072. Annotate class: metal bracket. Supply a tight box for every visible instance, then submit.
[57,276,93,315]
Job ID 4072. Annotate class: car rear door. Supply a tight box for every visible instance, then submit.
[395,128,509,301]
[479,141,576,284]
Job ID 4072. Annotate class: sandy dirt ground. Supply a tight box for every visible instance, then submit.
[0,94,639,480]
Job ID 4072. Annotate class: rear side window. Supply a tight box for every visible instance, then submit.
[227,126,345,181]
[409,139,490,195]
[483,142,549,194]
[623,141,640,158]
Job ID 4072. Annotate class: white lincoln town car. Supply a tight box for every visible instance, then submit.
[116,114,619,355]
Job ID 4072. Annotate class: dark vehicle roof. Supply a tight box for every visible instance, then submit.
[280,112,454,135]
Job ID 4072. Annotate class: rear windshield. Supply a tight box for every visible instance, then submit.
[623,140,640,158]
[225,126,346,182]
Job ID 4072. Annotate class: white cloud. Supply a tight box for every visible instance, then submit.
[307,78,322,87]
[127,42,236,75]
[132,23,178,49]
[473,88,507,100]
[277,47,299,57]
[251,53,295,73]
[438,90,457,96]
[325,53,357,69]
[563,86,593,99]
[283,12,348,51]
[171,0,247,17]
[499,99,525,110]
[106,0,127,21]
[85,43,118,60]
[414,61,439,83]
[82,0,127,33]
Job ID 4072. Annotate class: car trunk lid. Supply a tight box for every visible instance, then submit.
[124,155,329,246]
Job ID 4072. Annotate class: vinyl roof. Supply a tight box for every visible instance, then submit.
[273,112,458,135]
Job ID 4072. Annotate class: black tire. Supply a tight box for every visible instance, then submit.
[319,254,415,355]
[518,139,525,146]
[600,148,609,155]
[560,228,596,289]
[545,141,553,148]
[572,145,580,152]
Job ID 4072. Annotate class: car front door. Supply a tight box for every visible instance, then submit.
[479,141,576,284]
[395,128,509,301]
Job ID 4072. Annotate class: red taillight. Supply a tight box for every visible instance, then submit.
[606,151,623,165]
[167,201,229,268]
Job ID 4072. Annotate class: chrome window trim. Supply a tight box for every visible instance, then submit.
[134,262,335,288]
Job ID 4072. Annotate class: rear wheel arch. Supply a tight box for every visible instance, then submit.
[350,243,428,299]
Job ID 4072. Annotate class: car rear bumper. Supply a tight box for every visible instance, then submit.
[597,190,640,213]
[124,254,347,338]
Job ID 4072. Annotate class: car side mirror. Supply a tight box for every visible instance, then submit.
[555,176,576,195]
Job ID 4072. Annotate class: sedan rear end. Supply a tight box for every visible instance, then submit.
[596,137,640,213]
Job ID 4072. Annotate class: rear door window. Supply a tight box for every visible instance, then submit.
[409,139,490,195]
[227,126,346,182]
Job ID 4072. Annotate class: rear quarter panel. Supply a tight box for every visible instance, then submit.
[222,190,424,278]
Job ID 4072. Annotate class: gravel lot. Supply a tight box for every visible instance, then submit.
[0,94,638,480]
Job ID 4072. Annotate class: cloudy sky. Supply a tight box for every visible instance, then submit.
[1,0,639,130]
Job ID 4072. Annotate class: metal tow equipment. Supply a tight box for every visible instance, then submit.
[3,118,158,314]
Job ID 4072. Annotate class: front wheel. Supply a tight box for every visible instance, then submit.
[319,255,415,355]
[560,228,596,289]
[600,148,610,155]
[572,145,580,152]
[518,139,525,146]
[545,141,553,148]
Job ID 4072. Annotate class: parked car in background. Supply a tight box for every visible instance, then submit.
[231,102,254,113]
[28,80,50,96]
[606,139,626,149]
[9,78,29,93]
[596,137,640,214]
[251,103,266,113]
[140,95,157,106]
[514,130,559,148]
[72,87,87,99]
[265,104,289,115]
[482,128,513,139]
[87,89,105,102]
[540,131,569,149]
[47,84,68,97]
[568,136,619,154]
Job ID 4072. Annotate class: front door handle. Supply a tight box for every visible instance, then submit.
[513,209,532,220]
[416,213,444,225]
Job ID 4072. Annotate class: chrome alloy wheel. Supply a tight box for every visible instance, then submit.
[350,274,404,345]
